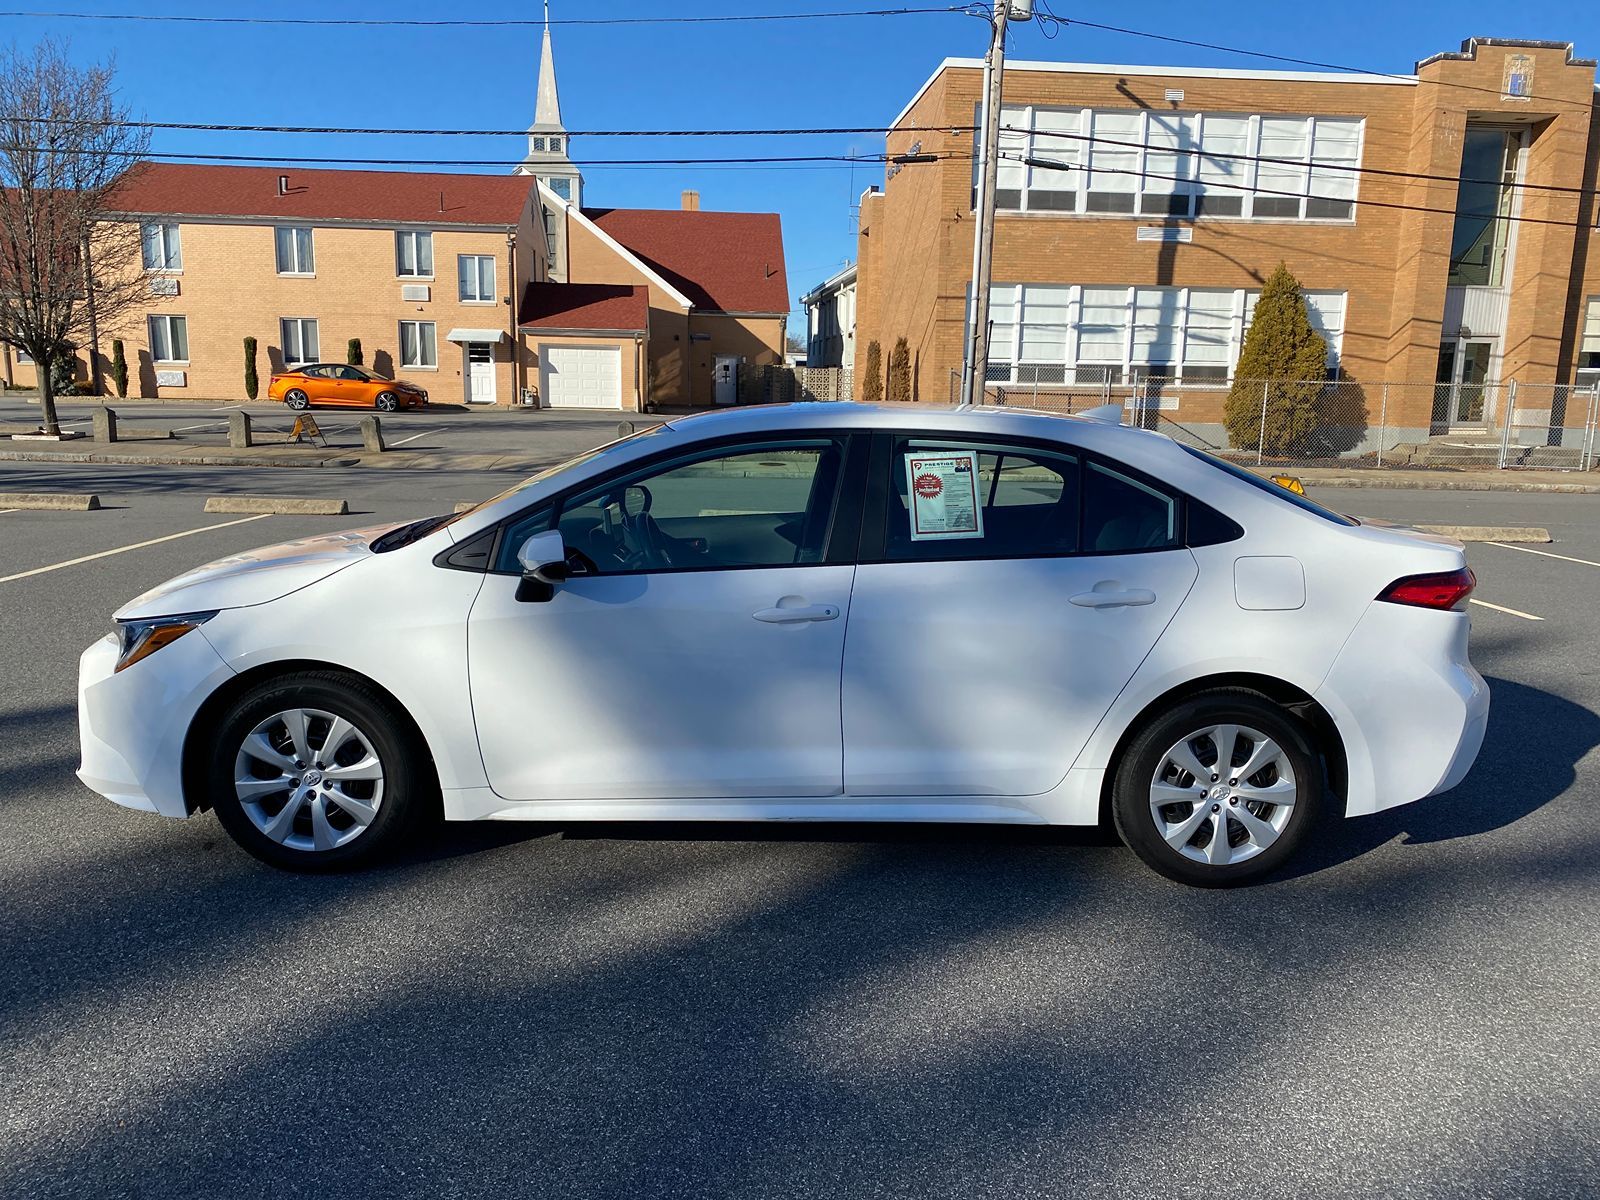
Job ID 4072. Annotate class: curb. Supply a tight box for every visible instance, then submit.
[1415,525,1552,543]
[204,495,349,516]
[1290,472,1600,494]
[0,491,101,511]
[0,449,360,468]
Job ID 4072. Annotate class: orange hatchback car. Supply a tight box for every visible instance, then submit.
[267,364,429,412]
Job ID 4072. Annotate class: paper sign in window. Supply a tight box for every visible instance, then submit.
[906,452,984,541]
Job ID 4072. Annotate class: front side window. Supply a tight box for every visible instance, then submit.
[141,222,182,271]
[275,226,315,274]
[500,440,846,575]
[395,230,434,277]
[147,314,188,362]
[885,438,1080,561]
[458,254,495,302]
[399,320,437,368]
[280,317,319,365]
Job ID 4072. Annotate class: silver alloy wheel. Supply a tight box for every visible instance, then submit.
[1148,723,1297,868]
[233,707,385,852]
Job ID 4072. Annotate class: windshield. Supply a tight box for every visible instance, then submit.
[1180,444,1356,526]
[396,421,675,541]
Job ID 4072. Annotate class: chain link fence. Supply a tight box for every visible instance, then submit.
[977,373,1600,472]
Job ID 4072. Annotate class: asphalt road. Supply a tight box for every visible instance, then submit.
[2,460,1598,1198]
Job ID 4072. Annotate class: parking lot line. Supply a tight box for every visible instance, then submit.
[0,509,17,516]
[1469,598,1544,621]
[1485,541,1600,569]
[174,420,227,433]
[0,514,272,584]
[387,428,435,447]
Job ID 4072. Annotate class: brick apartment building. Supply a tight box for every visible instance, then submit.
[849,37,1600,447]
[0,15,787,411]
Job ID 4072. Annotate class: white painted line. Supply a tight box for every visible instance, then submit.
[1484,541,1600,569]
[0,509,17,516]
[387,428,435,447]
[174,420,227,432]
[1469,598,1544,621]
[0,514,272,584]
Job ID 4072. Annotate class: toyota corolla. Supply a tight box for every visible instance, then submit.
[77,403,1488,886]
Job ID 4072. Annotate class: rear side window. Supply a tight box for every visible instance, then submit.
[885,439,1079,561]
[1180,443,1356,526]
[1083,462,1180,553]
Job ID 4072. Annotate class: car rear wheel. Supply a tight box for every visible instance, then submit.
[375,391,398,412]
[208,671,432,871]
[284,389,310,410]
[1111,689,1322,887]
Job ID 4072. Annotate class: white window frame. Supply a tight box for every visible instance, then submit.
[987,105,1363,225]
[458,254,496,304]
[395,230,434,279]
[981,283,1347,386]
[141,221,182,272]
[147,314,189,364]
[280,317,319,366]
[275,225,315,276]
[398,320,438,370]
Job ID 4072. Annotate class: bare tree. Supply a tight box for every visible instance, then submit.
[0,40,149,435]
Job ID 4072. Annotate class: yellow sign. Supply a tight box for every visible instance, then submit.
[289,414,326,446]
[1270,474,1306,495]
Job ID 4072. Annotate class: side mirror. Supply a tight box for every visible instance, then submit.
[515,530,568,603]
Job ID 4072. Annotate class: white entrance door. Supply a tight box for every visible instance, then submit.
[713,355,741,406]
[542,344,622,409]
[465,343,497,405]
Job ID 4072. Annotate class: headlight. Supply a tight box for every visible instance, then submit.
[114,611,218,673]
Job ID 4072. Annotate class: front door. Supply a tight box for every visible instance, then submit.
[713,355,740,406]
[467,436,858,801]
[466,342,497,404]
[1432,339,1494,430]
[842,434,1197,798]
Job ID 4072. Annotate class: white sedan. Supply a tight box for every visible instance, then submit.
[77,403,1488,886]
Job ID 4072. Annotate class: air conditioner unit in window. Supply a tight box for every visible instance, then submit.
[401,283,430,302]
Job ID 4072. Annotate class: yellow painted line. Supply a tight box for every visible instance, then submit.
[1469,598,1544,622]
[0,514,272,584]
[1484,541,1600,569]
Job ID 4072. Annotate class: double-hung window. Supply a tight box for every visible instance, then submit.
[399,320,437,369]
[148,314,189,363]
[458,254,496,303]
[1576,298,1600,390]
[275,226,315,275]
[280,317,319,366]
[141,222,182,271]
[395,230,434,278]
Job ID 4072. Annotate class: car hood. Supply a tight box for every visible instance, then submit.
[114,523,401,620]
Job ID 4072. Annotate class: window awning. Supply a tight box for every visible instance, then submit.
[444,327,508,344]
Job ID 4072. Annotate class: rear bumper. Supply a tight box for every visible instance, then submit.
[77,629,236,819]
[1316,604,1490,817]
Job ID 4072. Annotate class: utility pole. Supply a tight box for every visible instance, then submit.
[960,0,1028,406]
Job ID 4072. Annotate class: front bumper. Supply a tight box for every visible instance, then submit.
[77,628,236,818]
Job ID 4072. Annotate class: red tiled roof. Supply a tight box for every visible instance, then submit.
[518,282,648,331]
[106,162,535,227]
[584,207,788,314]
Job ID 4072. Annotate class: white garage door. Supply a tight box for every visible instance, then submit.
[541,345,622,409]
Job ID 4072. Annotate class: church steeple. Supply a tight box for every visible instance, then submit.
[515,0,581,208]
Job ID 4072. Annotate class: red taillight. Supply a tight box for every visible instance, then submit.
[1376,567,1476,611]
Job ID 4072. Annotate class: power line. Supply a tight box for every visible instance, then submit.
[0,116,976,138]
[0,4,973,27]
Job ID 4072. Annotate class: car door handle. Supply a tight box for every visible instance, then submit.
[1070,585,1157,609]
[752,603,841,624]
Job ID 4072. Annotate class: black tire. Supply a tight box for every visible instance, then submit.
[1111,688,1322,888]
[207,670,434,871]
[375,391,398,412]
[285,389,310,410]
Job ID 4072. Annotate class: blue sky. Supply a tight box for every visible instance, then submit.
[4,1,1595,331]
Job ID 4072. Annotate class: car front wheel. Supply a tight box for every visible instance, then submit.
[375,391,398,412]
[208,671,431,870]
[1111,689,1322,887]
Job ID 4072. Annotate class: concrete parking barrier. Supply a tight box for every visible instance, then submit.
[203,495,348,516]
[0,491,101,511]
[1415,525,1552,543]
[228,410,253,449]
[93,408,117,443]
[616,421,635,439]
[360,415,385,453]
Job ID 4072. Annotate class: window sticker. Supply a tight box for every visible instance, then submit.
[905,451,984,541]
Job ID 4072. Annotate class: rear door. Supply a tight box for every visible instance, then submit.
[841,433,1198,798]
